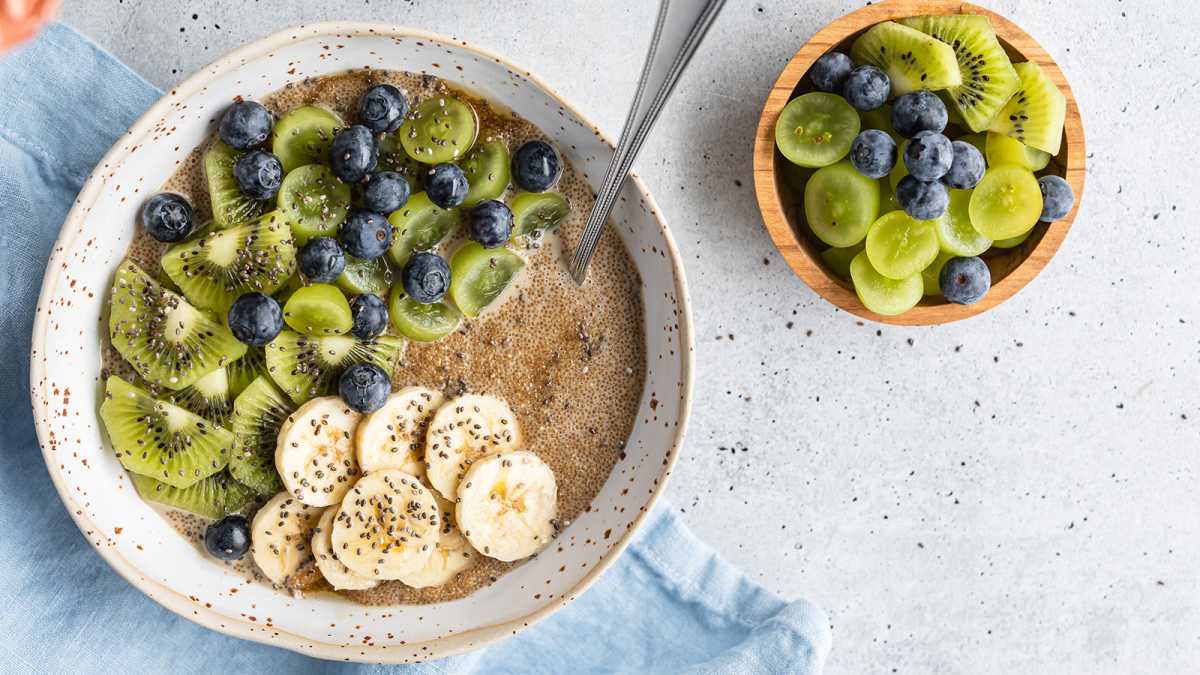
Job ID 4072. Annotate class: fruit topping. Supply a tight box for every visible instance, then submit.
[205,141,267,230]
[939,256,991,304]
[297,236,346,283]
[1037,175,1075,222]
[329,470,441,580]
[985,131,1051,172]
[890,90,948,138]
[264,330,404,404]
[355,386,446,477]
[850,21,962,96]
[389,293,461,343]
[849,250,923,316]
[219,100,274,150]
[229,375,294,495]
[804,160,880,247]
[849,129,897,179]
[339,208,392,260]
[228,292,284,346]
[361,170,411,213]
[968,165,1042,239]
[329,124,379,183]
[466,199,514,248]
[511,139,562,193]
[278,163,352,244]
[282,283,353,336]
[449,243,524,317]
[941,140,986,190]
[809,52,854,93]
[988,60,1066,156]
[455,450,556,561]
[387,191,462,268]
[866,210,940,280]
[205,514,252,560]
[842,65,890,112]
[233,149,283,200]
[357,84,408,134]
[403,251,452,304]
[460,138,511,206]
[272,105,344,174]
[775,92,860,168]
[400,95,478,164]
[903,130,953,181]
[133,472,253,520]
[425,162,469,208]
[141,192,194,243]
[510,191,571,237]
[934,188,991,257]
[250,492,322,585]
[896,175,949,221]
[338,362,392,414]
[336,254,391,297]
[349,293,389,340]
[169,366,234,427]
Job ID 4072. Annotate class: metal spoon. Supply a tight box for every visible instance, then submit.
[569,0,727,284]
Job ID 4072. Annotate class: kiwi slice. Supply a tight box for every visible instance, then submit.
[264,330,405,404]
[336,255,392,297]
[850,21,962,97]
[160,210,297,313]
[226,347,265,398]
[987,61,1066,155]
[387,192,462,268]
[449,243,525,317]
[109,260,247,390]
[399,95,479,164]
[282,283,353,336]
[511,191,571,237]
[169,366,234,427]
[229,376,294,495]
[204,141,269,230]
[900,15,1021,132]
[461,138,511,206]
[388,284,462,342]
[775,92,860,168]
[820,242,865,281]
[277,164,352,244]
[100,376,233,488]
[131,471,254,519]
[272,105,345,174]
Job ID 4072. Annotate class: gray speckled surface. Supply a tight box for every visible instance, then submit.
[58,0,1200,672]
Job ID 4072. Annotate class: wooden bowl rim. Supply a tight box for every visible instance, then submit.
[752,0,1086,325]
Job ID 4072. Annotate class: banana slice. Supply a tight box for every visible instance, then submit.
[275,395,362,506]
[311,507,378,591]
[456,450,558,562]
[397,495,478,588]
[330,469,441,580]
[250,491,323,585]
[425,394,522,500]
[355,386,446,479]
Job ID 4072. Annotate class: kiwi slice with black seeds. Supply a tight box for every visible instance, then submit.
[225,347,265,398]
[170,366,234,427]
[986,60,1066,156]
[229,376,294,495]
[99,376,233,488]
[850,21,962,97]
[109,260,247,390]
[264,330,405,404]
[204,141,268,230]
[160,210,297,313]
[130,470,254,519]
[900,15,1021,133]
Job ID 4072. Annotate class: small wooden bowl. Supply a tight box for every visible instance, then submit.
[753,0,1085,325]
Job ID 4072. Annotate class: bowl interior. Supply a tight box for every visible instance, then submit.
[31,24,690,663]
[757,1,1083,325]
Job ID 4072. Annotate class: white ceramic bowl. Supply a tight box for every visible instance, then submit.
[29,23,692,664]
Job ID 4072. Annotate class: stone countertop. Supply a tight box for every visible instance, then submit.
[58,0,1200,672]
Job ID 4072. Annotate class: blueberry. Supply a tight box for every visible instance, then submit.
[227,292,283,346]
[467,199,514,248]
[204,514,250,560]
[896,175,949,221]
[233,150,283,200]
[842,65,890,112]
[349,293,389,340]
[357,84,408,134]
[402,251,452,304]
[903,131,953,181]
[939,256,991,305]
[809,52,854,93]
[511,140,561,192]
[140,192,194,243]
[849,130,897,179]
[941,141,986,190]
[339,209,392,260]
[297,236,346,283]
[329,124,379,184]
[218,101,273,150]
[361,171,410,213]
[338,362,391,413]
[1038,175,1075,222]
[425,163,469,208]
[890,91,947,138]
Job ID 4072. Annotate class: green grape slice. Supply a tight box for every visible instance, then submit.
[399,96,479,164]
[935,189,992,257]
[388,285,462,342]
[335,255,392,297]
[775,92,860,168]
[820,242,865,281]
[850,251,923,316]
[510,191,571,237]
[461,139,511,207]
[859,105,901,144]
[282,283,353,336]
[272,105,344,174]
[993,229,1034,249]
[277,164,352,244]
[804,160,879,247]
[865,210,940,281]
[378,134,426,190]
[449,243,525,317]
[985,132,1051,172]
[968,165,1043,240]
[921,250,956,296]
[387,192,461,268]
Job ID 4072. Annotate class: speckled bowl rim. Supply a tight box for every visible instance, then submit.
[29,21,694,664]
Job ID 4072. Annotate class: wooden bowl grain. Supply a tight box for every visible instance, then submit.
[752,0,1085,325]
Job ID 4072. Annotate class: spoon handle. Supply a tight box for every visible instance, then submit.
[569,0,726,284]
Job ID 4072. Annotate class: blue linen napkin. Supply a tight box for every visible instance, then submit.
[0,24,831,674]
